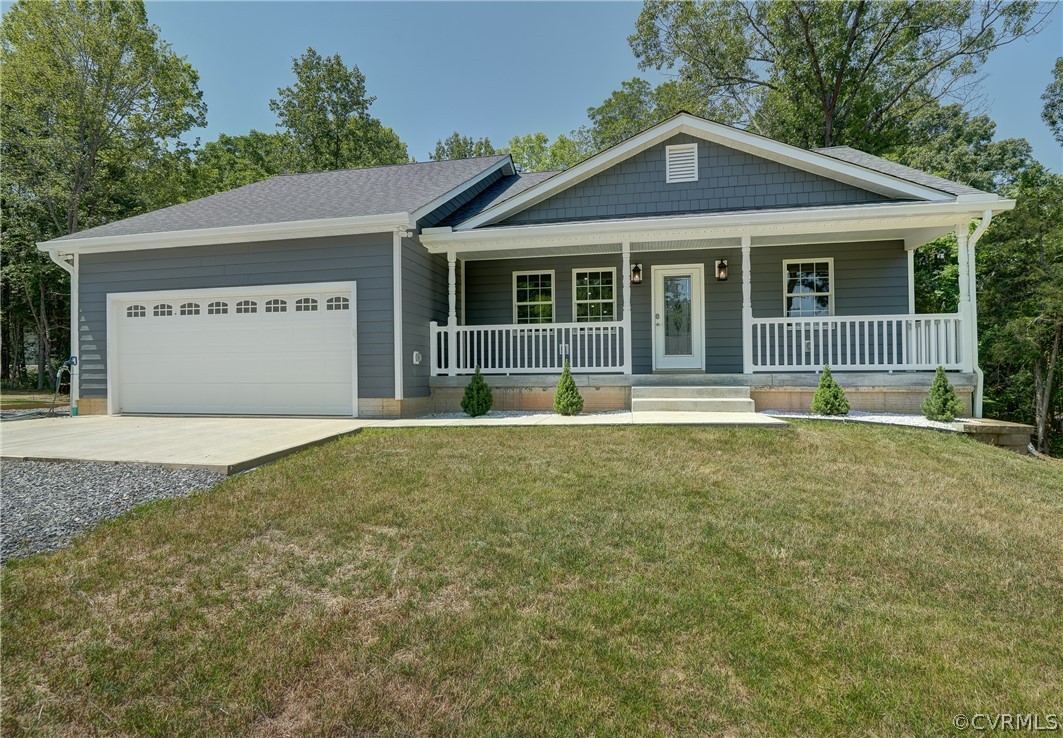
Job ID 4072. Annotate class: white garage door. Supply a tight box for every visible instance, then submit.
[109,282,357,416]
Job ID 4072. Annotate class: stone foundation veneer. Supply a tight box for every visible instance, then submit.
[428,372,977,416]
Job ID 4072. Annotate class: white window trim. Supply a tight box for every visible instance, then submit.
[512,269,556,324]
[782,257,835,317]
[571,267,617,323]
[665,143,699,184]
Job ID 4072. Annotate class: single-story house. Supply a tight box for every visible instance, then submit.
[39,113,1014,418]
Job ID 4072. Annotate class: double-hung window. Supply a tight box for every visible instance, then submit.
[783,259,833,317]
[573,268,616,322]
[513,271,554,324]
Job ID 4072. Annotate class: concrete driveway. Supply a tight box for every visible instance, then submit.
[0,415,366,474]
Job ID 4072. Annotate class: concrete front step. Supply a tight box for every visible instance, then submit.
[631,397,757,413]
[631,385,751,400]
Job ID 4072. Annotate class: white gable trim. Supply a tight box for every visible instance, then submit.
[37,212,416,255]
[408,156,516,223]
[453,114,964,231]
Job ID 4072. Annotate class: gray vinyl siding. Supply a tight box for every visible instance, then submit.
[750,240,908,318]
[401,235,449,397]
[500,134,890,226]
[463,240,909,374]
[77,233,395,400]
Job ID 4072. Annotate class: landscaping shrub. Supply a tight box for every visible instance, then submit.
[461,366,492,417]
[922,366,965,422]
[810,365,850,415]
[553,360,584,416]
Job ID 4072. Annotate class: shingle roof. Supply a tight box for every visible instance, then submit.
[812,146,989,197]
[440,170,559,227]
[55,155,511,241]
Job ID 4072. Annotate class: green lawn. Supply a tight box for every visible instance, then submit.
[3,423,1061,736]
[0,390,67,409]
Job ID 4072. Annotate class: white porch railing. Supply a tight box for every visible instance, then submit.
[430,320,628,375]
[750,313,964,371]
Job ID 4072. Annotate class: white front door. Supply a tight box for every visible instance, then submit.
[652,265,705,371]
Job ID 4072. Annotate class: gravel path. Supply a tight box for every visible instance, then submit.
[761,409,967,431]
[1,461,224,564]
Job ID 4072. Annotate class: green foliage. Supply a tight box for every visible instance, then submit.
[553,360,584,416]
[1,0,204,387]
[505,132,587,172]
[810,366,850,416]
[922,366,965,422]
[269,48,408,172]
[583,78,700,150]
[629,0,1046,151]
[431,132,496,161]
[1042,57,1063,146]
[460,367,493,417]
[978,165,1063,453]
[187,131,291,199]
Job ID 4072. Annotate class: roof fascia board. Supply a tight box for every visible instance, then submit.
[408,156,515,224]
[37,212,414,255]
[454,114,959,230]
[423,200,1015,254]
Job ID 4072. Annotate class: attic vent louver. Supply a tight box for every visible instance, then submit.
[666,143,698,183]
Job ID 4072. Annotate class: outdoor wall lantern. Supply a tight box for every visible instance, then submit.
[715,259,729,281]
[631,263,643,285]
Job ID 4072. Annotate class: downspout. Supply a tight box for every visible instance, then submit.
[966,210,993,418]
[47,249,78,414]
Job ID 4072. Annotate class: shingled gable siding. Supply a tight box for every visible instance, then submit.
[498,133,890,226]
[77,233,395,401]
[462,240,909,374]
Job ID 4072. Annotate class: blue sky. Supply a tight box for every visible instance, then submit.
[10,1,1063,169]
[139,1,1061,171]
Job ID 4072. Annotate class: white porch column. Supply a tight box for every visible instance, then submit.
[956,226,975,374]
[622,241,633,374]
[447,251,457,376]
[741,236,753,374]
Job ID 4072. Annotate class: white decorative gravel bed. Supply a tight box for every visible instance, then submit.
[761,409,967,431]
[420,410,629,420]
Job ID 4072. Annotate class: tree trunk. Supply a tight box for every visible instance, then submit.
[1033,325,1061,453]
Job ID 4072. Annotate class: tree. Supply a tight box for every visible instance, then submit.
[978,165,1063,453]
[506,132,586,172]
[1,0,206,387]
[1042,57,1063,146]
[889,102,1032,313]
[187,131,291,199]
[810,365,850,415]
[461,367,493,417]
[922,366,966,422]
[630,0,1048,151]
[431,132,497,161]
[269,48,408,172]
[553,360,584,415]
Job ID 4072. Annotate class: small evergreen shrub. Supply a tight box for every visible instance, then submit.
[553,360,584,416]
[810,365,850,416]
[460,366,493,417]
[922,366,965,422]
